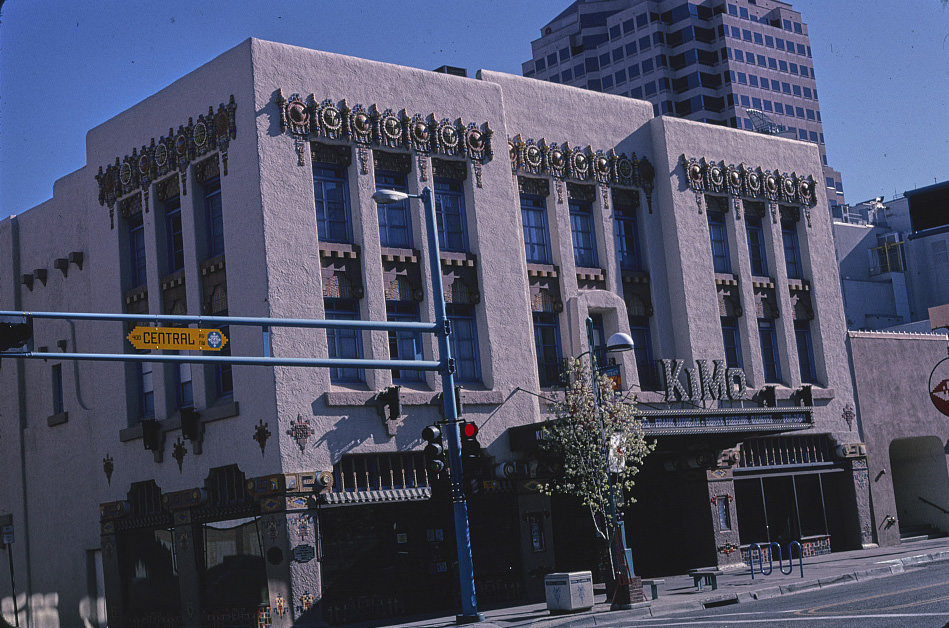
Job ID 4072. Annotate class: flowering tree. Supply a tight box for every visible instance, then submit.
[540,357,654,544]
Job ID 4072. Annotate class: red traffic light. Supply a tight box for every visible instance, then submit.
[461,421,479,440]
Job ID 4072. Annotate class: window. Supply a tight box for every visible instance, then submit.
[569,197,598,268]
[746,215,769,276]
[375,170,412,248]
[164,196,184,273]
[721,317,743,369]
[137,361,154,419]
[521,193,552,264]
[708,206,732,273]
[614,192,642,271]
[204,177,224,257]
[629,316,658,390]
[387,301,424,383]
[326,298,363,383]
[313,163,352,244]
[447,304,480,383]
[434,177,468,252]
[533,312,563,388]
[795,321,817,383]
[782,220,803,279]
[176,362,193,409]
[758,319,782,383]
[52,364,64,415]
[612,47,624,63]
[129,213,147,288]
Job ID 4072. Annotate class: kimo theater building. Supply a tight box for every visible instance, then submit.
[0,39,870,628]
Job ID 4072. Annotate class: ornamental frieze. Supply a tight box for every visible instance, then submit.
[681,155,817,227]
[508,135,656,211]
[95,96,237,229]
[275,91,494,186]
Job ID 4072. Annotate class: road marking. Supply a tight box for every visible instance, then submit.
[629,613,949,626]
[796,580,949,615]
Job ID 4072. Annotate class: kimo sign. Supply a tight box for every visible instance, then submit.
[661,359,748,402]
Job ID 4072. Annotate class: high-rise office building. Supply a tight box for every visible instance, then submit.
[523,0,846,212]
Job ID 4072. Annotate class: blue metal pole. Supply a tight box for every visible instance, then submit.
[0,310,436,332]
[421,186,482,623]
[10,352,441,370]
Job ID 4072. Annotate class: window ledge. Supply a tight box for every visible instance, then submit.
[715,273,739,286]
[324,388,503,408]
[200,254,226,275]
[124,286,148,306]
[320,242,360,259]
[440,251,477,267]
[381,247,418,263]
[119,400,239,441]
[160,270,186,291]
[577,267,605,282]
[751,276,775,289]
[621,270,650,284]
[788,278,810,291]
[47,412,68,427]
[527,264,558,278]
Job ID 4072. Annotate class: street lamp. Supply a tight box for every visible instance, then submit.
[372,187,484,623]
[583,316,638,609]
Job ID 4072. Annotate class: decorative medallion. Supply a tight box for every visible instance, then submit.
[286,415,314,453]
[842,403,856,429]
[103,453,114,485]
[378,108,403,148]
[592,150,611,185]
[291,512,311,541]
[681,155,817,222]
[273,596,287,618]
[718,543,739,555]
[297,591,315,614]
[254,420,271,456]
[348,102,373,145]
[172,437,187,472]
[265,518,279,543]
[96,96,237,227]
[546,140,566,179]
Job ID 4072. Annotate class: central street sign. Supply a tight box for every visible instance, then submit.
[127,326,228,351]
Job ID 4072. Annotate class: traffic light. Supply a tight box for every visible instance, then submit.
[0,315,32,353]
[422,424,448,479]
[460,421,483,476]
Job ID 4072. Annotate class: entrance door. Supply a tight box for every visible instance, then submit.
[889,436,949,532]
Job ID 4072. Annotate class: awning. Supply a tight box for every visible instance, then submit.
[320,487,431,506]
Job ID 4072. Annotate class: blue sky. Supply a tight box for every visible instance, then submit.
[1,1,947,215]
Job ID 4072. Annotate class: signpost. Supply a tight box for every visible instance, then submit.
[0,514,17,628]
[126,327,228,351]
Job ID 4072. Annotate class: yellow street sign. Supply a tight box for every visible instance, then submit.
[127,326,229,351]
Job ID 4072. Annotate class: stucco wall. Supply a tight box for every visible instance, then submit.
[849,331,949,545]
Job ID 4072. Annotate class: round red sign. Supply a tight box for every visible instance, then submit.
[928,358,949,416]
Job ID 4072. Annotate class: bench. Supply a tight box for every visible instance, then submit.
[688,568,723,592]
[641,578,664,600]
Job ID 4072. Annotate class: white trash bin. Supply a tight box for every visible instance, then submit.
[544,570,594,613]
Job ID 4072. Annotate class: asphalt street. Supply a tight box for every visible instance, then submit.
[604,560,949,627]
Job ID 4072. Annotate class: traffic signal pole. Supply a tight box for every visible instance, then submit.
[420,186,482,623]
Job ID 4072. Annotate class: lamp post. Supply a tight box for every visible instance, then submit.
[583,316,638,609]
[373,187,483,623]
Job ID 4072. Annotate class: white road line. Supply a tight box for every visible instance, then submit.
[628,613,949,626]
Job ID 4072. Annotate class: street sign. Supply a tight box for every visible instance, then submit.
[127,326,229,351]
[2,525,13,545]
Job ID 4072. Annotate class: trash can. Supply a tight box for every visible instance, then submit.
[544,570,594,613]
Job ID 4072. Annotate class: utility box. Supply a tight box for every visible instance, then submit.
[544,571,594,613]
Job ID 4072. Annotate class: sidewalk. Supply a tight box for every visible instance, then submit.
[354,537,949,628]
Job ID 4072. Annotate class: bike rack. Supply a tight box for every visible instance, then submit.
[748,541,803,579]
